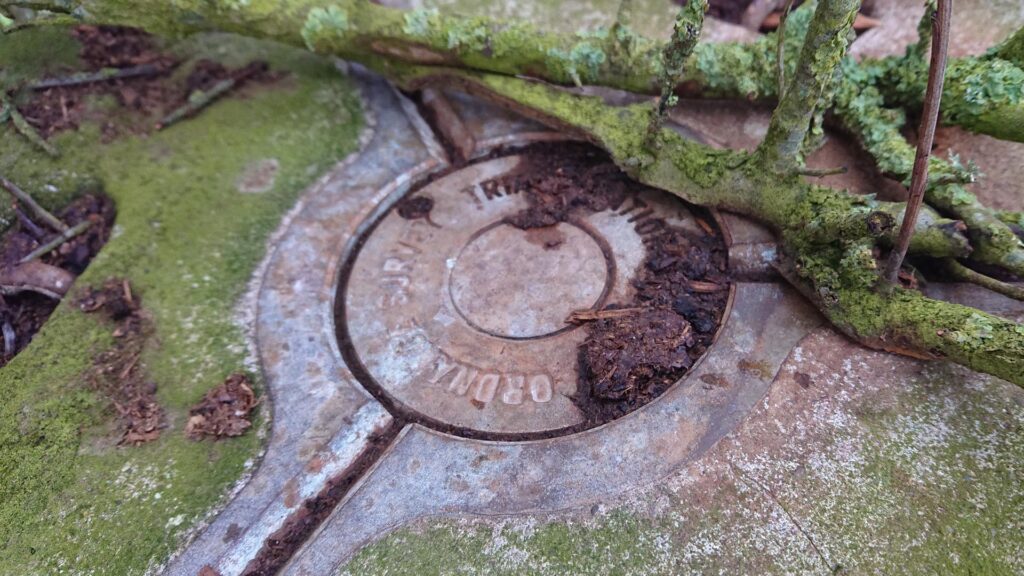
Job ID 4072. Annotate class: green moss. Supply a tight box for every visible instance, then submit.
[0,32,364,574]
[402,8,440,38]
[302,5,351,51]
[0,25,82,88]
[875,48,1024,142]
[990,27,1024,66]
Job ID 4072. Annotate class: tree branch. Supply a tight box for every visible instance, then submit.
[757,0,860,174]
[883,0,951,285]
[646,0,706,147]
[8,0,1024,388]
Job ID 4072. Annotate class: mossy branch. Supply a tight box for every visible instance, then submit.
[832,64,1024,279]
[8,0,1024,387]
[645,0,706,147]
[756,0,859,174]
[777,251,1024,385]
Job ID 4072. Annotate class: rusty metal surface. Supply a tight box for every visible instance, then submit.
[284,282,825,575]
[165,72,427,576]
[168,65,1011,576]
[342,154,716,434]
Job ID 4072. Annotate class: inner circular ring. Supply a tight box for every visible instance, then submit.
[448,219,616,341]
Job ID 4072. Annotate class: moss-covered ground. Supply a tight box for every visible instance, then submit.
[0,28,363,574]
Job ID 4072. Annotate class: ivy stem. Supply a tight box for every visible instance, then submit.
[883,0,952,285]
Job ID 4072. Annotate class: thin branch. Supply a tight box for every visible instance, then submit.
[3,94,58,157]
[30,63,170,90]
[798,165,847,178]
[776,0,795,98]
[615,0,634,30]
[19,219,92,263]
[883,0,952,285]
[156,61,266,130]
[757,0,860,173]
[1,318,14,358]
[14,205,46,240]
[567,307,643,323]
[946,260,1024,301]
[1,176,69,233]
[645,0,706,148]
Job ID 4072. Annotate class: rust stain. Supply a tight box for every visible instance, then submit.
[306,455,325,474]
[282,478,300,509]
[737,358,773,380]
[700,373,731,388]
[794,372,814,389]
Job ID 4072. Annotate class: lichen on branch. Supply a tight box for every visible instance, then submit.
[756,0,858,173]
[7,0,1024,388]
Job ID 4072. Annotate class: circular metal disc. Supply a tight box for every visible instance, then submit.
[341,153,709,434]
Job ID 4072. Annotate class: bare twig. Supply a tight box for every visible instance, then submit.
[419,87,476,163]
[14,205,47,240]
[30,62,170,90]
[946,260,1024,301]
[1,319,14,358]
[156,61,266,130]
[688,279,726,293]
[3,94,59,157]
[883,0,951,285]
[566,307,643,324]
[0,176,69,233]
[19,218,92,263]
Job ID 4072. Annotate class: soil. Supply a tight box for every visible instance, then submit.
[486,143,730,425]
[0,192,115,367]
[236,421,403,576]
[396,195,435,221]
[19,26,276,140]
[78,278,164,445]
[186,373,261,441]
[21,26,178,139]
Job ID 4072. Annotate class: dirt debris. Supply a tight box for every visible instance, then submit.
[22,26,178,139]
[486,143,730,425]
[19,26,278,140]
[0,193,114,367]
[396,195,435,221]
[239,421,402,576]
[185,373,260,441]
[78,277,164,445]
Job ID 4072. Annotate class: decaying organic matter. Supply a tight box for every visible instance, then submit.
[186,373,260,440]
[78,278,163,445]
[485,143,729,422]
[4,0,1024,387]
